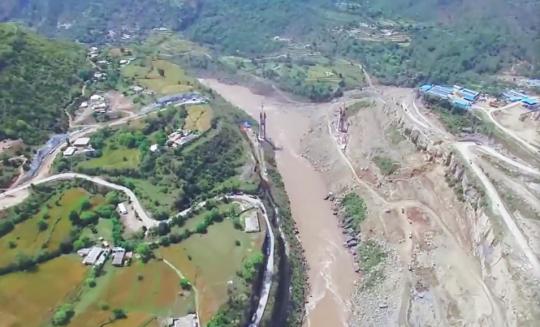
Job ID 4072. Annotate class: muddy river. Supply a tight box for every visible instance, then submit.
[200,79,356,327]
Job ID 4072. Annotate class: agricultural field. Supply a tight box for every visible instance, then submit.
[159,219,265,324]
[122,59,196,95]
[0,255,88,327]
[184,105,214,132]
[70,260,193,327]
[78,146,140,171]
[218,54,365,101]
[0,188,103,268]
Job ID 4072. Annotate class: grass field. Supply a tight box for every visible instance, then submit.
[124,178,176,214]
[122,59,195,95]
[78,146,140,171]
[184,105,213,132]
[159,219,265,324]
[0,255,87,327]
[70,260,193,327]
[0,188,102,268]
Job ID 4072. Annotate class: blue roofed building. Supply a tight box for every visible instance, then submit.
[522,97,539,109]
[452,98,472,110]
[426,85,453,99]
[419,84,433,93]
[503,90,528,102]
[460,88,480,102]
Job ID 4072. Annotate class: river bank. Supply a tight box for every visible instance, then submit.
[200,78,356,327]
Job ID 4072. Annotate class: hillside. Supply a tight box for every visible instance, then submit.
[1,0,200,43]
[0,23,87,145]
[343,0,540,84]
[2,0,538,92]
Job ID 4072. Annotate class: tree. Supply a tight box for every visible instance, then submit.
[80,211,98,226]
[135,243,152,263]
[37,219,48,231]
[69,210,80,224]
[157,68,165,77]
[80,198,92,210]
[157,222,170,236]
[15,253,36,271]
[180,277,192,290]
[52,304,74,326]
[106,191,121,205]
[112,308,127,320]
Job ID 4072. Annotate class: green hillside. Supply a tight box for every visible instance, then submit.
[0,23,87,145]
[1,0,200,43]
[2,0,538,86]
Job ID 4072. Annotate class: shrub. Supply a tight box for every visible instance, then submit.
[52,304,74,326]
[180,277,192,290]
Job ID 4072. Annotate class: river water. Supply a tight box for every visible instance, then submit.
[200,79,356,327]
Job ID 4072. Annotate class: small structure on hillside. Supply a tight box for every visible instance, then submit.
[73,137,91,147]
[167,130,199,149]
[244,211,261,233]
[111,247,126,266]
[117,202,128,215]
[81,246,106,266]
[150,144,160,153]
[166,314,198,327]
[63,146,77,157]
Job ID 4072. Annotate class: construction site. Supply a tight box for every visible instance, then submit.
[201,77,540,327]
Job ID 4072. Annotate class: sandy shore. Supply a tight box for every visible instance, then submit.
[200,78,356,327]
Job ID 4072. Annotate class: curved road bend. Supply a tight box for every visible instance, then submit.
[1,172,157,228]
[0,172,275,326]
[473,105,539,154]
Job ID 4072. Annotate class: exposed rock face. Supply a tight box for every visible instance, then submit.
[381,101,540,325]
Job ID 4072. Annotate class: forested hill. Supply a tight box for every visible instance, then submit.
[0,23,87,145]
[347,0,540,83]
[0,0,200,43]
[2,0,538,85]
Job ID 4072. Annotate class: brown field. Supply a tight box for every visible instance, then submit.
[184,105,214,132]
[71,260,192,327]
[0,255,87,327]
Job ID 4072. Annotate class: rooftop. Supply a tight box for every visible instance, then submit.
[73,137,91,147]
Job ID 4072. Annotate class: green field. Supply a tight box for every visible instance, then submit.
[122,59,195,95]
[160,219,265,324]
[0,188,102,268]
[123,178,176,215]
[78,146,140,171]
[0,255,88,327]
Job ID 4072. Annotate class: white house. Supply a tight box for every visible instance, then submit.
[73,137,91,147]
[63,147,77,157]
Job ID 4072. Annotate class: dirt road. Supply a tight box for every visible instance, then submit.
[200,78,356,327]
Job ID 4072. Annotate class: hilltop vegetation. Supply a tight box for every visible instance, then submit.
[3,0,537,87]
[1,0,200,43]
[0,23,87,145]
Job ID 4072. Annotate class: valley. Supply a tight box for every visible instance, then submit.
[1,1,540,327]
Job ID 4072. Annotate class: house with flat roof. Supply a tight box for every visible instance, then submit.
[63,147,77,157]
[73,137,91,147]
[244,211,261,233]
